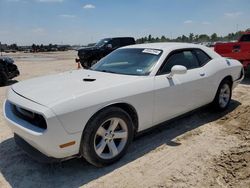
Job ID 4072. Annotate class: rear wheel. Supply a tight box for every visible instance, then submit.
[81,107,134,167]
[0,71,8,86]
[212,79,232,111]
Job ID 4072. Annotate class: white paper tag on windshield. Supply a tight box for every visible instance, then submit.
[136,69,143,72]
[142,49,161,55]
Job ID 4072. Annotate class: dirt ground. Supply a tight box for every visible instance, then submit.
[0,51,249,188]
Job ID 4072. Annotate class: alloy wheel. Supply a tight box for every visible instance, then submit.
[94,118,128,159]
[219,83,231,108]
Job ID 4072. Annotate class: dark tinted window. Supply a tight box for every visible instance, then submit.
[121,38,135,46]
[95,38,111,47]
[160,50,200,74]
[111,39,120,48]
[194,49,211,66]
[240,34,250,42]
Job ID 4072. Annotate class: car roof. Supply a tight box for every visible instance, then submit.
[121,42,221,58]
[102,37,134,40]
[123,42,201,50]
[111,37,135,40]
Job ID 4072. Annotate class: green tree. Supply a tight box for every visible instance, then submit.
[148,34,152,42]
[198,34,210,42]
[10,43,18,50]
[31,44,37,52]
[160,35,167,42]
[181,35,189,42]
[194,35,199,42]
[211,33,218,41]
[189,33,194,42]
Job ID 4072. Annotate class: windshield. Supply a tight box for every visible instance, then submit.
[95,38,111,47]
[91,48,163,76]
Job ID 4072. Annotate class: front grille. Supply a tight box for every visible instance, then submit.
[11,104,47,130]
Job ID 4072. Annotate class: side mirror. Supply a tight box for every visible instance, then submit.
[106,44,112,49]
[167,65,187,79]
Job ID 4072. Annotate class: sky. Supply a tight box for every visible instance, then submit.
[0,0,250,45]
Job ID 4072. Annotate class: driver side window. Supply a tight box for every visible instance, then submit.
[159,50,200,75]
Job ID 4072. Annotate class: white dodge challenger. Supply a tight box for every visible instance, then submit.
[3,43,244,167]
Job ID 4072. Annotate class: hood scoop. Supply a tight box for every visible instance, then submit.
[83,78,96,82]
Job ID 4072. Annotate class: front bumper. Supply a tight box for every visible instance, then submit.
[232,68,244,89]
[3,89,82,160]
[14,134,62,163]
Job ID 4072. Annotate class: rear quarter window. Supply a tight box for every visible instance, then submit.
[111,39,121,48]
[240,34,250,42]
[121,38,135,46]
[193,49,212,66]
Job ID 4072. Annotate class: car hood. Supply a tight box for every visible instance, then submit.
[0,56,15,64]
[78,46,98,52]
[11,70,140,107]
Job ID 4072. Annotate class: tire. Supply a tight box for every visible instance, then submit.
[212,79,232,111]
[0,71,8,86]
[81,107,134,167]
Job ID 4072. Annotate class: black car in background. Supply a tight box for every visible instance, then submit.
[76,37,135,68]
[0,56,20,86]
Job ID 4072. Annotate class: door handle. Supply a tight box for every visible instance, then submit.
[200,73,205,77]
[232,49,241,53]
[232,45,241,53]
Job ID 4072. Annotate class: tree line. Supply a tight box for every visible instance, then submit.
[0,43,71,53]
[0,30,248,52]
[31,44,70,52]
[136,31,243,44]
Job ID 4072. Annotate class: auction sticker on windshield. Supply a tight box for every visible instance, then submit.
[142,49,161,55]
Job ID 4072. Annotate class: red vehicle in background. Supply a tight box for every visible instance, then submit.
[214,31,250,72]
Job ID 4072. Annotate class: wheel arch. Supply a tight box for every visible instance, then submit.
[211,75,233,111]
[212,75,233,101]
[80,102,138,166]
[84,102,139,134]
[221,75,233,87]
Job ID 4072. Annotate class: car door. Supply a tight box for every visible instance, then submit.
[153,49,210,125]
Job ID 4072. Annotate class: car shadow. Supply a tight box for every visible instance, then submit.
[241,76,250,85]
[0,100,241,188]
[0,80,18,87]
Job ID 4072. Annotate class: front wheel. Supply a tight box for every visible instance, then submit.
[81,107,134,167]
[212,79,232,111]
